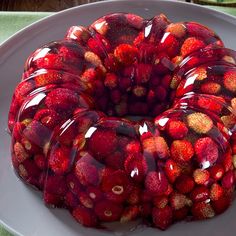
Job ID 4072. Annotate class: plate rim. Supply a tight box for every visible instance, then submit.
[1,0,236,235]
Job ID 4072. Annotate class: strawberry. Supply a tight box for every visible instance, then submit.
[181,37,206,57]
[194,137,218,166]
[72,206,98,227]
[190,186,209,202]
[158,33,179,57]
[200,82,221,95]
[212,196,232,214]
[167,120,188,139]
[101,170,130,203]
[210,183,224,201]
[13,142,29,163]
[166,23,186,38]
[153,196,168,209]
[120,205,139,223]
[170,140,194,163]
[124,153,148,182]
[104,73,118,89]
[114,44,138,65]
[45,88,79,113]
[88,129,118,159]
[187,112,213,134]
[75,161,99,186]
[164,159,181,183]
[175,175,195,194]
[105,151,125,170]
[152,206,173,230]
[142,136,169,159]
[170,192,192,210]
[64,191,79,208]
[34,108,61,129]
[191,202,215,220]
[94,200,123,222]
[145,171,168,195]
[86,186,103,202]
[209,164,224,180]
[48,146,71,174]
[224,70,236,92]
[221,170,235,189]
[193,169,210,185]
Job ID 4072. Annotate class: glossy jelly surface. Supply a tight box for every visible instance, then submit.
[8,13,236,230]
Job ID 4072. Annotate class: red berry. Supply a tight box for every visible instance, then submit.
[145,171,168,195]
[45,88,79,113]
[173,207,189,221]
[14,80,34,103]
[125,140,142,155]
[209,164,224,180]
[120,205,139,223]
[88,129,118,159]
[72,206,98,227]
[187,112,213,134]
[175,175,195,194]
[94,200,123,222]
[114,44,138,65]
[86,186,103,202]
[221,170,235,189]
[66,173,82,195]
[105,151,125,170]
[224,70,236,93]
[78,192,94,209]
[135,63,152,84]
[101,170,130,203]
[64,192,79,208]
[43,192,63,207]
[164,159,181,183]
[124,153,148,182]
[190,186,209,202]
[49,146,71,174]
[170,192,192,210]
[104,53,120,72]
[212,196,232,214]
[210,183,224,201]
[153,196,168,209]
[87,36,110,58]
[191,202,215,220]
[181,37,206,57]
[44,175,67,196]
[66,25,90,43]
[34,108,61,129]
[193,169,210,185]
[152,206,173,230]
[126,186,141,205]
[75,161,99,186]
[158,34,179,57]
[166,23,186,38]
[110,89,121,104]
[13,142,29,164]
[200,82,221,95]
[194,137,218,166]
[34,154,47,170]
[142,136,169,159]
[170,140,194,163]
[167,120,188,139]
[18,159,41,187]
[104,73,118,89]
[23,120,51,148]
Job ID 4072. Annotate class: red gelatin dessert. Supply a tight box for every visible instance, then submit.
[8,13,236,230]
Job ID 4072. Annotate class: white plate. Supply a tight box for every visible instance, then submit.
[1,0,236,235]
